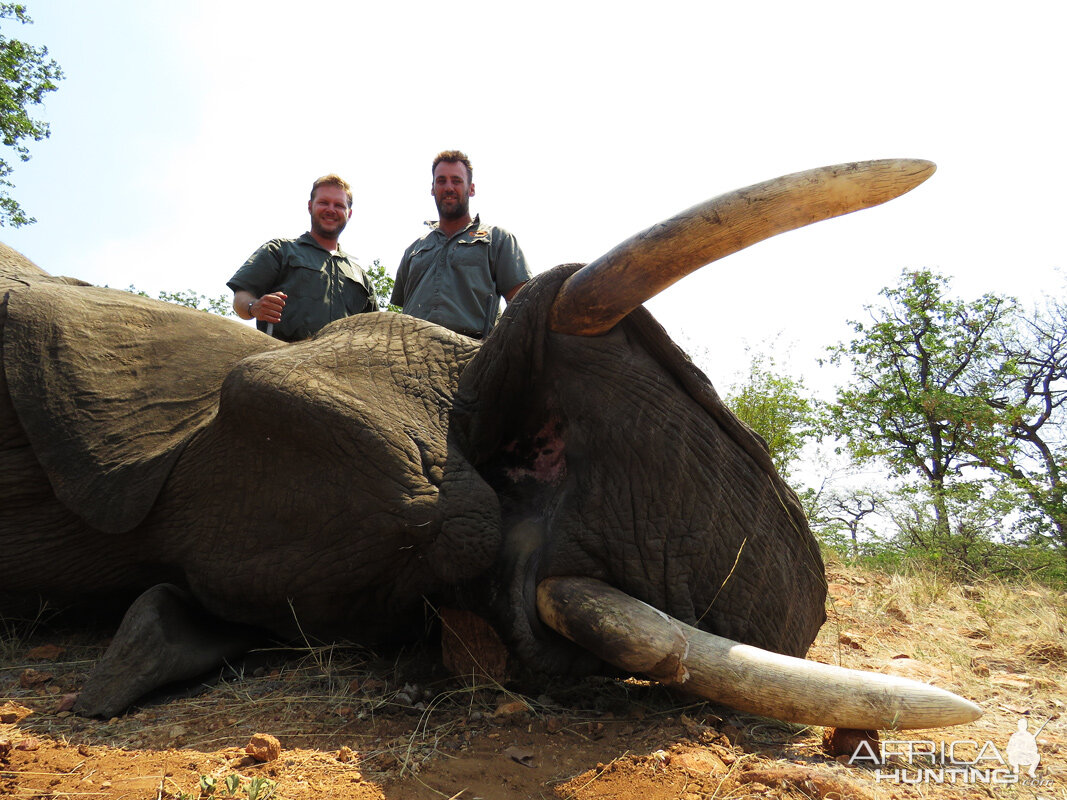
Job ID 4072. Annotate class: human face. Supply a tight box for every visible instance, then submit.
[308,184,352,240]
[432,161,475,221]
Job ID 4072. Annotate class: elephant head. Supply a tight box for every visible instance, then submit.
[0,159,980,728]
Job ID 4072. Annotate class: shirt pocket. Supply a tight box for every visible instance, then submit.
[286,259,328,294]
[406,240,439,286]
[452,237,491,271]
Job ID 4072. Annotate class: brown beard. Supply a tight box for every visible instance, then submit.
[435,193,469,221]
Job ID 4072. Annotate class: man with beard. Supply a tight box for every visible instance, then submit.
[228,174,377,342]
[390,150,530,338]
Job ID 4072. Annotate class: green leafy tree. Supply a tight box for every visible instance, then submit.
[366,258,400,312]
[124,256,400,319]
[885,479,1021,578]
[824,269,1016,544]
[725,349,814,478]
[821,487,881,558]
[0,4,63,227]
[960,293,1067,558]
[125,285,236,317]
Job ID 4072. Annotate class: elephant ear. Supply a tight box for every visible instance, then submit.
[4,282,279,533]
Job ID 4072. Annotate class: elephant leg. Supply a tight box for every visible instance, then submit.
[74,583,261,718]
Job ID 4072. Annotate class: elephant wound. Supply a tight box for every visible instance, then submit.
[502,416,566,485]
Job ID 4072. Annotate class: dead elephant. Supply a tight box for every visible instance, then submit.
[0,159,979,729]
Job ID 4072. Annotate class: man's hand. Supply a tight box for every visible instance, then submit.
[234,289,287,323]
[250,292,287,324]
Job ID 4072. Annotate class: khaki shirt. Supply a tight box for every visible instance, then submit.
[390,216,530,337]
[228,233,377,342]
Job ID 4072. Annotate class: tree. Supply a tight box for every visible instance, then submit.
[822,488,881,559]
[366,258,400,312]
[126,285,236,317]
[124,258,399,319]
[960,293,1067,558]
[0,4,63,227]
[725,348,814,478]
[824,269,1016,543]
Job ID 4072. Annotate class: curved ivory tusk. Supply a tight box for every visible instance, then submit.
[536,576,981,730]
[548,159,936,336]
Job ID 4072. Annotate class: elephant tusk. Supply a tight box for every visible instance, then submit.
[536,576,981,730]
[548,158,936,336]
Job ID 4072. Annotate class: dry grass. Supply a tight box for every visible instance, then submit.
[3,562,1066,799]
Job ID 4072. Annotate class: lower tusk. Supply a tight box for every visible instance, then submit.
[536,576,981,730]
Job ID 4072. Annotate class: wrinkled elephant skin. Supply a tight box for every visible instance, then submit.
[0,239,824,716]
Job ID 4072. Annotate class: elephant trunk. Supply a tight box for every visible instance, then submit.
[548,159,936,336]
[536,576,981,730]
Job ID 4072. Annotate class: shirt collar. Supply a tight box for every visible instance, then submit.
[430,214,481,240]
[299,231,347,257]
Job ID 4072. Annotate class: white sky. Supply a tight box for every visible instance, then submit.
[4,0,1064,394]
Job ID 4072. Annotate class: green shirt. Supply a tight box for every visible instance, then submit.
[228,233,377,342]
[390,216,530,338]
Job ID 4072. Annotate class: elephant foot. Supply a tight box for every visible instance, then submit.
[74,583,260,718]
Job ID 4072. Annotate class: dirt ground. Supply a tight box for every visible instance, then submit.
[2,560,1065,800]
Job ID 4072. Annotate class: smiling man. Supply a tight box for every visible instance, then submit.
[228,174,377,342]
[390,151,530,339]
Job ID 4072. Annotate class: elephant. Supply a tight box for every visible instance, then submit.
[0,159,980,728]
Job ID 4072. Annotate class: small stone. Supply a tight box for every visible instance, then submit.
[545,716,566,733]
[493,699,531,717]
[822,727,879,759]
[245,733,282,762]
[838,633,865,651]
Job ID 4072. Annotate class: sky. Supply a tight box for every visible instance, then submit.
[3,0,1064,397]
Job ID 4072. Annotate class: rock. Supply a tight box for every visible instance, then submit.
[883,656,950,684]
[0,739,11,758]
[0,702,33,724]
[26,644,64,661]
[1020,640,1066,665]
[884,601,909,623]
[245,733,282,762]
[439,607,509,682]
[991,674,1033,690]
[838,633,865,651]
[737,765,874,800]
[504,746,535,767]
[18,668,51,688]
[493,699,531,717]
[671,747,727,774]
[822,727,879,759]
[168,725,187,744]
